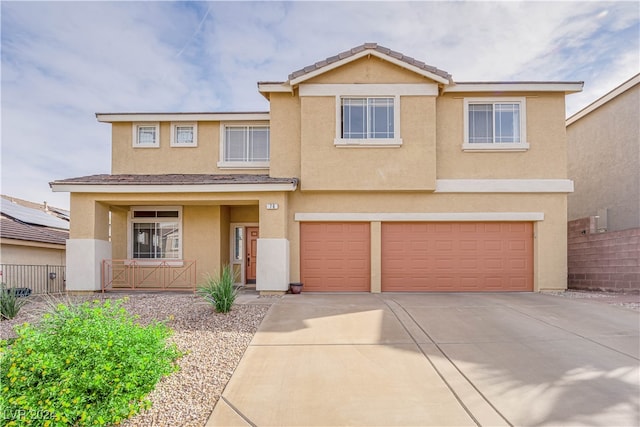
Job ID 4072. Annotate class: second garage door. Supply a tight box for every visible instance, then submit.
[382,222,533,292]
[300,222,370,292]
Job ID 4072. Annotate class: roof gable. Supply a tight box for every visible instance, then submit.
[288,43,452,86]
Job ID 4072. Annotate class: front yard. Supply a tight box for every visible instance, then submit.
[0,293,274,426]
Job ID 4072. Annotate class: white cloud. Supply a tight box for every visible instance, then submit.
[1,1,638,209]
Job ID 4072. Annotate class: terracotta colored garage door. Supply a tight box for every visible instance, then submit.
[300,222,370,291]
[382,222,533,292]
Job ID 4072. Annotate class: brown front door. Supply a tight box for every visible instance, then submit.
[246,227,259,284]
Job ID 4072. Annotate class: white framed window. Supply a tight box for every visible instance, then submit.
[170,122,197,147]
[132,123,160,148]
[218,124,270,168]
[463,98,528,151]
[128,207,182,261]
[335,95,402,147]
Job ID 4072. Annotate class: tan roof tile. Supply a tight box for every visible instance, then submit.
[1,216,68,246]
[288,43,452,83]
[50,174,298,186]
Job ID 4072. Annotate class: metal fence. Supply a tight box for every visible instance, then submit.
[102,259,197,292]
[0,264,66,294]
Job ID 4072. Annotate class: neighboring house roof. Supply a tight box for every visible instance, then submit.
[0,197,69,230]
[287,42,453,84]
[50,174,299,193]
[566,73,640,126]
[0,197,69,246]
[0,216,68,246]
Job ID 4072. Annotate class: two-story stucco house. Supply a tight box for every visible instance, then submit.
[51,43,583,293]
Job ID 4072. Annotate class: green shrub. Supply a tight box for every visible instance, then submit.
[0,283,28,321]
[197,264,239,313]
[0,299,180,426]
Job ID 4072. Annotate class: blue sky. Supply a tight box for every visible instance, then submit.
[1,1,638,210]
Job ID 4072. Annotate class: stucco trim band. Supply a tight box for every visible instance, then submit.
[435,179,574,193]
[294,212,545,222]
[299,84,439,97]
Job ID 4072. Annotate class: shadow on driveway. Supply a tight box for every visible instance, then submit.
[208,293,640,427]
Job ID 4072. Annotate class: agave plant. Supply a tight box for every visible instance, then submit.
[0,283,28,320]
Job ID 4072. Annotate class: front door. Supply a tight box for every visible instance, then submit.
[246,227,259,284]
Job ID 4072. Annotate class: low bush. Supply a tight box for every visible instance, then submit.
[0,283,28,321]
[0,298,181,426]
[197,264,239,313]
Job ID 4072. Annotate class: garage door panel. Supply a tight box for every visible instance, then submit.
[382,222,533,292]
[300,222,370,292]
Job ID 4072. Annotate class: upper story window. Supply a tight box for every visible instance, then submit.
[133,123,160,148]
[342,97,394,139]
[129,207,181,260]
[335,95,402,147]
[170,122,197,147]
[463,98,529,151]
[218,124,270,169]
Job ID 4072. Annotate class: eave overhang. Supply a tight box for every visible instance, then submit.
[289,48,452,86]
[96,112,270,123]
[444,82,584,94]
[50,174,298,194]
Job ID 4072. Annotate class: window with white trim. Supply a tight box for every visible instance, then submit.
[129,207,181,259]
[218,124,270,168]
[170,123,197,147]
[132,123,160,148]
[463,98,528,151]
[335,96,401,146]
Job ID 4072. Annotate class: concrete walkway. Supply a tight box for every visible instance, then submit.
[207,293,640,426]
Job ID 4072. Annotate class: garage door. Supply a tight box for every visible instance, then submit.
[382,222,533,292]
[300,222,370,291]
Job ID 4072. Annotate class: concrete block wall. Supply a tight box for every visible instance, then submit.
[568,217,640,291]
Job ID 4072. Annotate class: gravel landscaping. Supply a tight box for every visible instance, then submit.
[0,292,277,427]
[546,289,640,311]
[1,288,637,426]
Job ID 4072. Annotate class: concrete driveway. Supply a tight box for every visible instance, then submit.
[207,293,640,426]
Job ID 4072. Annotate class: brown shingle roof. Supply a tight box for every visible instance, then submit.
[1,216,68,246]
[50,174,298,186]
[288,43,452,83]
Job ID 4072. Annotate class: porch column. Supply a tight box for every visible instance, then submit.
[256,193,289,292]
[66,195,111,292]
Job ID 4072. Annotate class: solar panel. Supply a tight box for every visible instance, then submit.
[0,199,69,230]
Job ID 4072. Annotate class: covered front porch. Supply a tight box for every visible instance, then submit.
[50,174,297,293]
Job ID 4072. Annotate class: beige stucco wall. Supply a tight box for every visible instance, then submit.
[567,83,639,231]
[269,93,301,178]
[437,93,568,179]
[111,121,269,175]
[230,206,259,223]
[68,192,287,284]
[281,56,439,191]
[307,56,428,84]
[299,95,437,191]
[1,241,66,265]
[286,191,568,292]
